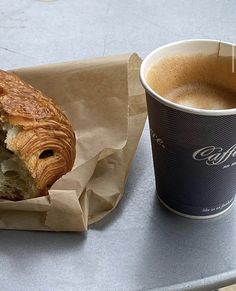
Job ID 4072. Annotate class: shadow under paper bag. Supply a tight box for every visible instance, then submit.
[0,53,146,231]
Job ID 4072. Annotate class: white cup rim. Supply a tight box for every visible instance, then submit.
[140,39,236,116]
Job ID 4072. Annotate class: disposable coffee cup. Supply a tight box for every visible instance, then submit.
[140,39,236,219]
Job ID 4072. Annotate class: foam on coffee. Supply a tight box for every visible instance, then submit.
[146,54,236,110]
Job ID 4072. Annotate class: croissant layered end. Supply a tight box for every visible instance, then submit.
[0,70,76,200]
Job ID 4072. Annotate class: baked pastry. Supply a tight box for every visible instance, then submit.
[0,70,76,200]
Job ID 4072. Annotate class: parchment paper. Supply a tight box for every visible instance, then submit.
[0,53,146,231]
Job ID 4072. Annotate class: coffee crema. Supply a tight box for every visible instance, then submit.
[146,54,236,110]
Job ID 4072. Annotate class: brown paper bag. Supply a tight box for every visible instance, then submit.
[0,53,146,231]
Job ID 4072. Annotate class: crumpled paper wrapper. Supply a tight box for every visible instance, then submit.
[0,53,146,231]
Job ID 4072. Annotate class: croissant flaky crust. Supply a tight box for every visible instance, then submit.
[0,70,76,200]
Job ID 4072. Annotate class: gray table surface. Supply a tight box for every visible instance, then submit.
[0,0,236,290]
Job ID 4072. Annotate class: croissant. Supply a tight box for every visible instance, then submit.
[0,70,76,200]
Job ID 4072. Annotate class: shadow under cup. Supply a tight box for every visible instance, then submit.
[140,39,236,219]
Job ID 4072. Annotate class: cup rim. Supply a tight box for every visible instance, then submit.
[140,39,236,116]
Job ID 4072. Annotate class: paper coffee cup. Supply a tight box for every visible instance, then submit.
[140,39,236,219]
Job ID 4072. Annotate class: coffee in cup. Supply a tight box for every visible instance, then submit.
[146,54,236,110]
[140,40,236,219]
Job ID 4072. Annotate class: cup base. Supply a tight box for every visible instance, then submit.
[158,195,235,219]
